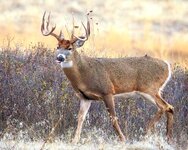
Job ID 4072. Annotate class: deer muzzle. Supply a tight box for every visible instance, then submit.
[57,54,66,63]
[56,51,73,68]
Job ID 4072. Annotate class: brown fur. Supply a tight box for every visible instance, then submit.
[63,52,168,99]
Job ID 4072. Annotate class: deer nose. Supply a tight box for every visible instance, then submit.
[57,54,65,62]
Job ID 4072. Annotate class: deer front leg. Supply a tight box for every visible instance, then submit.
[103,94,125,142]
[72,99,91,144]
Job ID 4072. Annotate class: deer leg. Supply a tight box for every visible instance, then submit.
[166,109,174,142]
[146,94,174,141]
[146,108,164,133]
[103,94,125,141]
[72,99,91,144]
[138,92,165,133]
[156,94,174,141]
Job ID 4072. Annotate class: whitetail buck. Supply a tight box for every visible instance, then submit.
[41,12,174,143]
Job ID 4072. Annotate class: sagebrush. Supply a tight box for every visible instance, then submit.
[0,44,187,149]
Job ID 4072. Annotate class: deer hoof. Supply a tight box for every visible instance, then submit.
[71,138,79,144]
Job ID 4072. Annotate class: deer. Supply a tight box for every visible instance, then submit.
[41,12,174,144]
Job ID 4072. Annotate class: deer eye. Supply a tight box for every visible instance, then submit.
[67,48,72,50]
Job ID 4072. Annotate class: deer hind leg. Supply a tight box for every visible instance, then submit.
[146,93,174,141]
[164,100,174,141]
[72,99,91,144]
[103,94,125,142]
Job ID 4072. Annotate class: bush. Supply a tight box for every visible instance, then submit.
[0,44,187,149]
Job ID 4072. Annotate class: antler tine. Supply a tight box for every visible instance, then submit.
[59,30,64,39]
[73,22,88,41]
[41,11,61,41]
[71,14,75,40]
[73,14,91,42]
[87,15,90,37]
[46,11,51,31]
[41,11,46,33]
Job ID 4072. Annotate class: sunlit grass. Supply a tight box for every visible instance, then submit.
[2,22,188,69]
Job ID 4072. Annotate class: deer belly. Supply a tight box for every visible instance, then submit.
[78,89,102,100]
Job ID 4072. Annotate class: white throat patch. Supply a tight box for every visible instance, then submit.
[60,61,73,68]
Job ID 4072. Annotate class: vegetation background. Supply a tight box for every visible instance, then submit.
[0,0,187,149]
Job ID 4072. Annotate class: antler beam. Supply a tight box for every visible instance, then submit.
[73,16,90,42]
[41,11,63,41]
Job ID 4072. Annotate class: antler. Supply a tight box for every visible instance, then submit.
[41,11,90,43]
[71,14,90,43]
[41,11,64,41]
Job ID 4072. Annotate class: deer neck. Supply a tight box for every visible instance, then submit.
[63,51,85,87]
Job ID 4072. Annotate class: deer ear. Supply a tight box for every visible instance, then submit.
[75,39,85,48]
